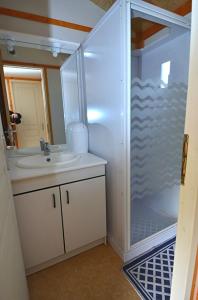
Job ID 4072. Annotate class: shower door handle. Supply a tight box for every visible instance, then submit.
[181,134,189,185]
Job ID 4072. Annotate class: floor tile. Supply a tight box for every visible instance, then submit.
[28,244,140,300]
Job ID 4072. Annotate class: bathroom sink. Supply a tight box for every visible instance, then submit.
[16,152,80,169]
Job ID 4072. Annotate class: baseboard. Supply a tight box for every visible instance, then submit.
[123,223,177,263]
[108,234,124,260]
[26,237,106,275]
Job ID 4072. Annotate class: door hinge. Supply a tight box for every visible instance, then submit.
[181,134,189,185]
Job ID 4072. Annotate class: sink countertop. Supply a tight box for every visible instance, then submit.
[8,153,107,182]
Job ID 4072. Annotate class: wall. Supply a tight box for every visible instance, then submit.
[0,0,105,44]
[131,54,141,79]
[61,53,80,132]
[132,32,190,84]
[0,116,29,300]
[0,44,68,66]
[0,44,67,144]
[141,32,191,84]
[47,69,66,144]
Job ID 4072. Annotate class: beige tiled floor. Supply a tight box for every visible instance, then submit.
[28,244,140,300]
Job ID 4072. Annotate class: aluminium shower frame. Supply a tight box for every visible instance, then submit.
[63,0,191,258]
[123,0,191,255]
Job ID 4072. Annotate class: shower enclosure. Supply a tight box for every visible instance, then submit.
[130,12,190,245]
[61,0,191,262]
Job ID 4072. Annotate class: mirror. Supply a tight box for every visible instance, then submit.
[0,44,70,149]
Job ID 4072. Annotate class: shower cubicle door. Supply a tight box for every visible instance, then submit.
[130,3,191,245]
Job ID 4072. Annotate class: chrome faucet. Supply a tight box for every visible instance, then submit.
[40,138,50,156]
[43,142,50,156]
[40,138,45,151]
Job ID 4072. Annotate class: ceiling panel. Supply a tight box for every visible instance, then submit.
[143,0,191,12]
[90,0,115,11]
[90,0,192,50]
[90,0,191,13]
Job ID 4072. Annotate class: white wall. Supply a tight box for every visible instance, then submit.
[141,32,190,84]
[0,44,69,66]
[61,53,80,133]
[0,0,105,44]
[0,116,29,300]
[131,54,141,79]
[132,32,190,84]
[47,69,66,144]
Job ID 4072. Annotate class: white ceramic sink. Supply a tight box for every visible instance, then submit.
[16,152,80,169]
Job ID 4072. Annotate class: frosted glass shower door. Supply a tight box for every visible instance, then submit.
[131,16,190,245]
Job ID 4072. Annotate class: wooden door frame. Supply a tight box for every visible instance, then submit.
[0,51,10,137]
[170,0,198,298]
[190,248,198,300]
[41,67,54,144]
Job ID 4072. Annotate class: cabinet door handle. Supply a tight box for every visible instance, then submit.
[52,193,56,208]
[66,190,70,204]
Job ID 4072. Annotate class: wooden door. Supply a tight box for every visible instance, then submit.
[11,80,48,148]
[61,177,106,252]
[14,187,64,269]
[171,0,198,298]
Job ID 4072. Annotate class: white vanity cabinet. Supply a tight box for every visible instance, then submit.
[11,156,107,273]
[14,187,65,269]
[61,176,106,252]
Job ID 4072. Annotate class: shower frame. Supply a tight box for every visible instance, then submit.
[61,0,191,263]
[125,0,191,257]
[61,0,194,298]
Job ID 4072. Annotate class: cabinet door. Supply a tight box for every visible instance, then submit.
[61,176,106,252]
[14,187,64,269]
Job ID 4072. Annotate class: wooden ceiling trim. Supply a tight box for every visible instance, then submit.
[0,7,92,33]
[91,0,192,13]
[142,24,165,41]
[90,0,114,11]
[3,60,60,70]
[174,0,192,16]
[134,0,191,48]
[5,76,41,82]
[133,27,145,49]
